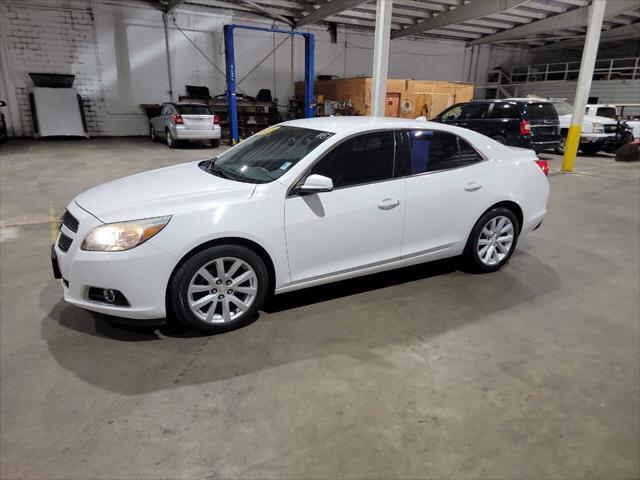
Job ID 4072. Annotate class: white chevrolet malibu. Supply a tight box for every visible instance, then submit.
[52,117,549,334]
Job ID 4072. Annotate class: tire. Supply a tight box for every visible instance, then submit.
[169,245,269,335]
[150,125,157,142]
[554,134,566,155]
[492,135,507,145]
[166,129,177,148]
[210,139,221,148]
[463,207,519,273]
[579,142,602,155]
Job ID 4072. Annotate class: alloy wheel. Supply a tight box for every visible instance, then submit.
[477,216,514,266]
[187,257,258,324]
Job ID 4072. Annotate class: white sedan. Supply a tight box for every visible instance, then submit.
[52,117,549,334]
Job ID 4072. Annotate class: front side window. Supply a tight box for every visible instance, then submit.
[491,102,519,119]
[206,126,334,184]
[404,130,482,174]
[463,103,491,119]
[440,105,463,121]
[310,131,395,188]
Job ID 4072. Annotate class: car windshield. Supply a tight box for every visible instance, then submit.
[552,101,574,116]
[178,105,211,115]
[595,107,617,119]
[203,125,334,184]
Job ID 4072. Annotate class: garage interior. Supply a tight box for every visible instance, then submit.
[1,0,639,478]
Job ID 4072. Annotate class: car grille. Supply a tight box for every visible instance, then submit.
[60,210,79,233]
[57,232,73,252]
[604,124,617,134]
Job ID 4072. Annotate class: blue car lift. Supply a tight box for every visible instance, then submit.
[223,24,315,145]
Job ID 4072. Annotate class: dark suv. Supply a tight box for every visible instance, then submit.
[434,100,560,153]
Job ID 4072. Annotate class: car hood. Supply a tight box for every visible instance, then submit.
[559,113,617,125]
[75,161,256,223]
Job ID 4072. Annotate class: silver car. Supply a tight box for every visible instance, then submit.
[150,102,222,148]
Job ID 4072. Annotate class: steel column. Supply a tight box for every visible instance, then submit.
[224,24,239,145]
[371,0,393,117]
[304,33,315,118]
[562,0,607,172]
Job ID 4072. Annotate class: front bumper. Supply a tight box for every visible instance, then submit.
[174,125,221,140]
[580,133,615,143]
[53,203,177,320]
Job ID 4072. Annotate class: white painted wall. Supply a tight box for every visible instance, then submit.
[0,0,528,137]
[514,79,640,105]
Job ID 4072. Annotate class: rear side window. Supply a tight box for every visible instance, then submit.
[528,103,558,120]
[178,105,211,115]
[310,131,395,188]
[404,130,482,174]
[491,103,520,119]
[463,103,491,119]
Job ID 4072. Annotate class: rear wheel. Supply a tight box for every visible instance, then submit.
[166,129,177,148]
[170,245,268,335]
[554,134,566,154]
[463,207,519,273]
[150,125,157,142]
[492,135,507,145]
[210,139,221,148]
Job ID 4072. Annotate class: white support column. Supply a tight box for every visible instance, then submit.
[562,0,606,172]
[370,0,393,117]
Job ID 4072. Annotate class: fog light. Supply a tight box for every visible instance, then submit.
[86,287,131,307]
[103,289,116,303]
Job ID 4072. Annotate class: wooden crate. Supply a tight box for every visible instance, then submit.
[295,77,474,119]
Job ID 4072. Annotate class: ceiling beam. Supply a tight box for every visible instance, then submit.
[166,0,186,12]
[238,0,295,26]
[470,0,640,45]
[295,0,369,27]
[391,0,528,39]
[529,22,640,50]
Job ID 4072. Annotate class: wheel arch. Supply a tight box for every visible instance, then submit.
[481,200,523,232]
[165,237,277,317]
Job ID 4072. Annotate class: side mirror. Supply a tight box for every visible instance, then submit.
[298,174,333,194]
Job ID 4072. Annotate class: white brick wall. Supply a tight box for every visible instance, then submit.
[1,0,104,136]
[0,0,528,137]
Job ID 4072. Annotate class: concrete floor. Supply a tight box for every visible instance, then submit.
[1,137,639,479]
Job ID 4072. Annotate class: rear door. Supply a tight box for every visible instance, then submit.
[178,105,213,131]
[399,129,493,256]
[488,102,520,142]
[527,102,560,143]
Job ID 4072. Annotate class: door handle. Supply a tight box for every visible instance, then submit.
[378,198,400,210]
[464,182,482,192]
[458,122,469,127]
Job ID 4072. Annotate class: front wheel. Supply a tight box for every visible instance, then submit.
[150,125,157,142]
[210,139,220,147]
[463,208,519,273]
[579,142,603,155]
[170,245,269,334]
[555,135,566,154]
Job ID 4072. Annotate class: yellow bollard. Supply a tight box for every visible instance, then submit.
[561,124,582,172]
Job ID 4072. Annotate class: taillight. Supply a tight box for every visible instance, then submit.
[213,114,220,125]
[535,159,549,176]
[172,113,183,124]
[519,119,531,135]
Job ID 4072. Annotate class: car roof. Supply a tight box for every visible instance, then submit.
[166,102,210,107]
[280,116,472,136]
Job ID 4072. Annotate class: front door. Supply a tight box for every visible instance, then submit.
[284,131,405,283]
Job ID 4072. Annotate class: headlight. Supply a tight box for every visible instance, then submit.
[592,123,604,134]
[81,216,171,252]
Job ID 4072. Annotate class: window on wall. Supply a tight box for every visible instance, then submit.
[404,130,482,174]
[310,131,395,188]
